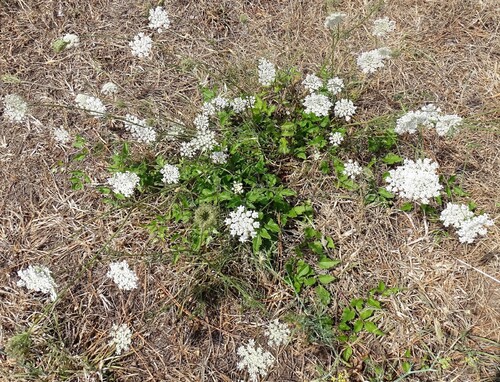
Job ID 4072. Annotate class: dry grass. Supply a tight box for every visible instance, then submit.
[1,0,499,381]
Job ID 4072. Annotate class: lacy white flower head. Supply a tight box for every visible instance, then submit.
[129,32,152,58]
[395,105,462,136]
[109,324,132,355]
[342,159,362,179]
[123,114,156,144]
[75,94,106,118]
[302,74,323,93]
[456,214,494,244]
[180,141,196,158]
[101,82,118,95]
[329,131,344,147]
[107,261,138,291]
[327,77,344,95]
[191,126,217,152]
[211,150,229,164]
[231,96,255,113]
[303,93,332,117]
[148,6,171,33]
[264,319,291,347]
[107,171,140,197]
[211,95,229,112]
[334,99,356,121]
[62,33,80,49]
[3,94,28,123]
[440,203,474,228]
[435,114,463,136]
[324,12,347,29]
[17,265,57,301]
[53,126,70,144]
[232,181,244,195]
[160,163,180,184]
[225,206,260,242]
[357,49,386,74]
[372,17,396,37]
[237,339,274,382]
[258,58,276,86]
[385,158,442,204]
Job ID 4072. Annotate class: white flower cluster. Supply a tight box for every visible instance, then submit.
[324,12,347,29]
[225,206,260,242]
[160,163,180,184]
[101,82,118,95]
[232,181,244,195]
[385,158,442,204]
[148,6,170,33]
[342,159,362,179]
[62,33,80,49]
[75,94,106,118]
[17,265,57,301]
[334,98,356,121]
[53,126,70,144]
[109,324,132,355]
[237,339,274,382]
[3,94,28,123]
[264,319,291,347]
[329,131,344,146]
[440,203,494,243]
[303,93,332,117]
[357,48,391,74]
[231,96,255,113]
[123,114,156,144]
[395,104,462,136]
[327,77,344,95]
[107,171,140,197]
[107,261,138,291]
[372,17,396,37]
[258,58,276,86]
[211,150,228,164]
[302,74,323,93]
[129,32,152,58]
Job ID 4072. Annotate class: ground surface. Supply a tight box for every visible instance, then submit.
[0,0,499,381]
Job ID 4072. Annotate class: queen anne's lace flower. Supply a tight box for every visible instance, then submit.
[160,164,180,184]
[372,17,396,37]
[107,171,140,197]
[225,206,260,242]
[334,99,356,121]
[75,94,106,118]
[342,159,362,179]
[303,93,332,117]
[456,214,494,244]
[62,33,80,49]
[129,32,152,58]
[264,320,291,347]
[324,12,347,29]
[3,94,28,123]
[211,150,228,164]
[17,265,57,301]
[123,114,156,144]
[148,6,170,33]
[211,96,229,111]
[101,82,118,95]
[258,58,276,86]
[329,131,344,146]
[327,77,344,95]
[302,74,323,93]
[109,324,132,355]
[232,182,244,195]
[107,261,138,290]
[357,49,386,74]
[440,203,474,228]
[385,158,442,204]
[435,114,463,136]
[53,126,70,144]
[237,339,274,382]
[395,105,462,137]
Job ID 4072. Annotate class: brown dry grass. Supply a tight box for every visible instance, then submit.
[1,0,499,381]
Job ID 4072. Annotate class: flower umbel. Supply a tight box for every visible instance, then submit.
[372,17,396,37]
[334,99,356,121]
[302,74,323,93]
[329,131,344,146]
[101,82,118,95]
[75,94,106,118]
[324,12,347,29]
[109,324,132,355]
[17,265,57,301]
[160,164,180,184]
[303,93,332,117]
[264,319,291,347]
[440,203,493,243]
[237,339,274,382]
[327,77,344,95]
[342,159,362,179]
[148,6,170,33]
[258,58,276,86]
[129,32,152,58]
[107,261,138,291]
[3,94,28,123]
[107,171,140,198]
[225,206,260,242]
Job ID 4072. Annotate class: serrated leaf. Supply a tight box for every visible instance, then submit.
[341,308,356,323]
[353,319,364,333]
[259,228,271,240]
[360,309,374,320]
[364,321,384,335]
[265,219,280,233]
[367,297,381,309]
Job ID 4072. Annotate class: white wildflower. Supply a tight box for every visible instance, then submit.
[160,163,180,184]
[211,95,229,111]
[211,150,228,164]
[53,126,70,144]
[75,94,106,118]
[326,77,344,95]
[237,339,274,382]
[385,158,442,204]
[180,141,196,158]
[231,96,255,113]
[3,94,28,123]
[191,126,217,152]
[265,319,291,347]
[101,82,118,95]
[440,203,474,228]
[107,171,140,198]
[109,324,132,355]
[334,99,356,121]
[329,131,344,146]
[435,114,463,136]
[225,205,260,243]
[372,17,396,37]
[129,32,152,58]
[342,159,362,179]
[324,12,347,29]
[123,114,156,144]
[148,6,170,33]
[62,33,80,49]
[302,74,323,93]
[201,101,216,117]
[456,214,494,244]
[258,58,276,86]
[232,181,244,195]
[194,113,210,130]
[107,261,138,291]
[357,49,386,74]
[17,265,57,301]
[303,93,332,117]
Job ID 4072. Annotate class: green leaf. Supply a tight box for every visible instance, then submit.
[315,285,331,305]
[318,258,341,270]
[265,219,280,233]
[400,202,413,212]
[342,346,353,362]
[378,188,394,199]
[338,322,351,332]
[364,321,384,335]
[297,262,312,278]
[366,297,381,309]
[259,228,271,240]
[341,308,356,323]
[304,277,317,286]
[360,309,374,320]
[252,234,262,254]
[318,274,335,284]
[382,153,404,164]
[353,319,364,333]
[402,361,412,373]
